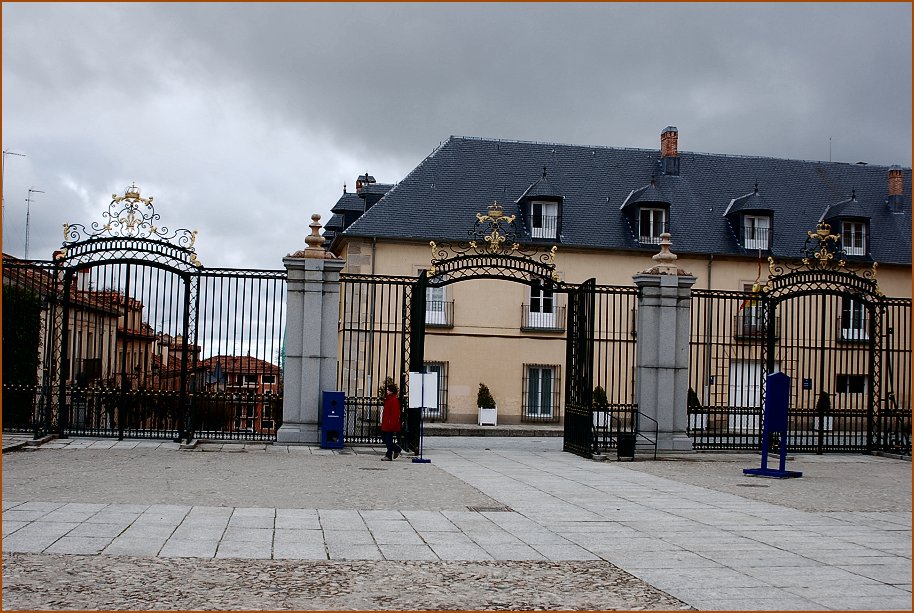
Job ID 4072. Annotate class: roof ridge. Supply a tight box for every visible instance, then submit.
[345,138,452,235]
[449,135,909,169]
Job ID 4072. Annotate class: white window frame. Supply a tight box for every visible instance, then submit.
[840,297,869,341]
[529,201,558,239]
[842,221,866,256]
[525,365,556,417]
[527,282,556,329]
[639,207,666,244]
[426,285,447,326]
[743,214,770,250]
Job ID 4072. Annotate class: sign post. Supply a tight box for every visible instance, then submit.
[408,371,437,464]
[743,372,802,479]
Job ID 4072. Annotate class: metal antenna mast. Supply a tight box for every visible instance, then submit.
[2,149,26,219]
[24,187,44,259]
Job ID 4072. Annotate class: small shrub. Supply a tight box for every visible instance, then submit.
[477,383,496,408]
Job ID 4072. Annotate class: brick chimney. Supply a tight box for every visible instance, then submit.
[660,126,680,176]
[887,165,904,212]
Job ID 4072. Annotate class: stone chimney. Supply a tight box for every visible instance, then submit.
[887,165,904,212]
[660,126,680,176]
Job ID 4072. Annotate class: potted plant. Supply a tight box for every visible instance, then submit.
[814,391,833,432]
[592,385,610,429]
[687,386,707,431]
[477,383,497,426]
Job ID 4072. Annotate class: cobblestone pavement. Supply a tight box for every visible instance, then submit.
[2,555,689,610]
[2,436,911,610]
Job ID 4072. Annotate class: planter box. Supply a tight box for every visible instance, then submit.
[478,406,497,426]
[814,416,834,432]
[728,413,760,433]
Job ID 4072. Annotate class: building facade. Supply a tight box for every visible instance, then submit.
[324,128,912,425]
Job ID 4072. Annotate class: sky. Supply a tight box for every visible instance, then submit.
[2,2,911,269]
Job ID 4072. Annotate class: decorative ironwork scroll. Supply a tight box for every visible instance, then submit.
[59,184,201,268]
[428,200,560,285]
[766,221,878,288]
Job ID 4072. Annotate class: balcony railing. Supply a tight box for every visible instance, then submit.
[521,304,566,331]
[639,221,669,244]
[733,313,779,339]
[741,225,771,250]
[425,300,454,328]
[528,214,558,239]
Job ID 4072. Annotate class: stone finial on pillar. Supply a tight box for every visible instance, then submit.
[290,214,331,259]
[644,232,689,276]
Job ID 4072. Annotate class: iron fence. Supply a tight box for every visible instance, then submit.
[2,258,287,441]
[690,287,911,455]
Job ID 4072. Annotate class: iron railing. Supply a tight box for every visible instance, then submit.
[2,258,287,441]
[520,304,566,331]
[425,300,454,328]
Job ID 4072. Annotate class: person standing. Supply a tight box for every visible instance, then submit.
[380,382,402,460]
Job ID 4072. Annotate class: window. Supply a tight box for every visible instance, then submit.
[243,374,258,385]
[525,365,558,418]
[840,297,868,341]
[639,207,666,243]
[262,375,275,384]
[743,215,770,250]
[529,201,558,239]
[423,362,448,419]
[261,403,275,431]
[425,286,450,326]
[836,374,866,394]
[737,283,763,337]
[842,221,866,256]
[526,282,556,329]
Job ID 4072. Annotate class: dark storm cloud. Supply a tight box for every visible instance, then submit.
[3,2,910,268]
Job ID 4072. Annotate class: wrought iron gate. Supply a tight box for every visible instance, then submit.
[2,186,287,441]
[688,224,911,455]
[563,278,596,456]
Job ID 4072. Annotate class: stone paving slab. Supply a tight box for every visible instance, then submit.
[2,437,911,610]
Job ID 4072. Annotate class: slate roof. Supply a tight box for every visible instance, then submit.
[340,136,912,265]
[331,192,365,213]
[821,194,871,221]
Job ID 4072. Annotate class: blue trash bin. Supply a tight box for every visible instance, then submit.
[320,391,345,449]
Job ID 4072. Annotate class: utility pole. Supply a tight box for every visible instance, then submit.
[2,149,26,219]
[25,187,44,259]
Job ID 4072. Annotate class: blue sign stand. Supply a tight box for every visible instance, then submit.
[743,372,802,479]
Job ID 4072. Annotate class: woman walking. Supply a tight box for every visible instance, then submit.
[380,382,402,460]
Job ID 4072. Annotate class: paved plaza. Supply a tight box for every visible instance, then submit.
[1,434,911,610]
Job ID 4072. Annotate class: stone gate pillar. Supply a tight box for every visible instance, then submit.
[632,233,696,452]
[277,215,344,444]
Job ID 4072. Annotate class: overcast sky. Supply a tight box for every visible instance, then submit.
[3,2,911,269]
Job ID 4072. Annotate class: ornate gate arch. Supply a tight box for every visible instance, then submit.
[337,200,633,454]
[1,184,288,443]
[56,185,201,441]
[758,222,892,453]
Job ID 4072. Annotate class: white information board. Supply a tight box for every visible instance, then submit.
[408,371,439,409]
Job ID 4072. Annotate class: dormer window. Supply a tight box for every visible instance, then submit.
[639,207,666,244]
[842,221,867,256]
[516,168,563,242]
[529,201,558,239]
[743,214,770,250]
